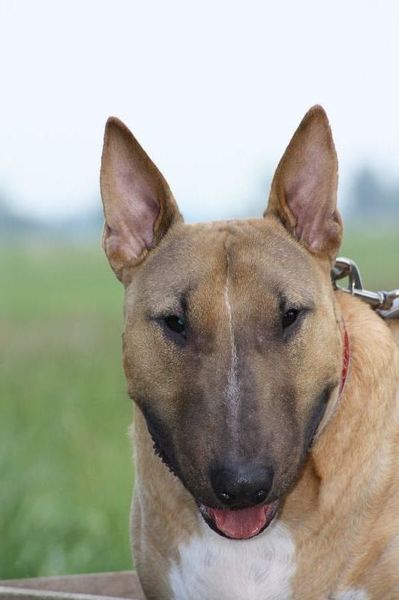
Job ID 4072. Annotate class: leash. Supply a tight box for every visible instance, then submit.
[332,257,399,320]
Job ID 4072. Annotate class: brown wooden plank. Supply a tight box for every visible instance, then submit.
[0,587,127,600]
[0,572,144,600]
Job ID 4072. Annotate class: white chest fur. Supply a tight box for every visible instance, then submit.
[334,591,369,600]
[169,520,296,600]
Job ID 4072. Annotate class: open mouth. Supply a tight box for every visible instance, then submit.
[199,500,279,540]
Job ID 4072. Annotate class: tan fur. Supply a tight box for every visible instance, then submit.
[388,318,399,345]
[131,411,200,599]
[286,294,399,598]
[100,107,399,599]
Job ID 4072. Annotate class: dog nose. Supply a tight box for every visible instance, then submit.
[210,462,274,508]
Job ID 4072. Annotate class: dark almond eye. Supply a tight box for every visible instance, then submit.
[282,308,300,329]
[163,315,186,336]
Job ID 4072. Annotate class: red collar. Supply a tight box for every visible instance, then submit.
[339,322,351,399]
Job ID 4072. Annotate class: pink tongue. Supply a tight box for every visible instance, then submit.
[208,505,267,539]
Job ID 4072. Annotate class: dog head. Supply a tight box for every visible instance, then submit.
[100,106,344,539]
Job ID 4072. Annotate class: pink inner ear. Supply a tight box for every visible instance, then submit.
[133,192,160,248]
[111,160,161,261]
[286,174,332,252]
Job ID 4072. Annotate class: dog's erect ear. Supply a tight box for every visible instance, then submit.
[265,105,342,261]
[100,117,182,280]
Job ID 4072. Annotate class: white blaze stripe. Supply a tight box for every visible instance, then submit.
[224,266,240,415]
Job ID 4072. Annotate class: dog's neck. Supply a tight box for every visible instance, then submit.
[284,291,399,594]
[313,292,399,490]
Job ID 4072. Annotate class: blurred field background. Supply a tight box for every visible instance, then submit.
[0,241,132,578]
[1,225,398,579]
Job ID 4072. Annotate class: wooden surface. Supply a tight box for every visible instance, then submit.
[0,572,144,600]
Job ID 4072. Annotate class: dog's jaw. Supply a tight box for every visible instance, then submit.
[144,405,281,541]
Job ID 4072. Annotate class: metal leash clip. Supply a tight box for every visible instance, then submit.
[332,257,399,319]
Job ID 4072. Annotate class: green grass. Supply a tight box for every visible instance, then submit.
[0,230,397,580]
[0,243,132,579]
[341,228,399,290]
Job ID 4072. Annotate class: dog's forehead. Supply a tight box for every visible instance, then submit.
[134,217,320,305]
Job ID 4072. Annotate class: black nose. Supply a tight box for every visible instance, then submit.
[210,462,274,508]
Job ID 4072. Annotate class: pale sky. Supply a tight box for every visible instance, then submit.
[1,0,399,222]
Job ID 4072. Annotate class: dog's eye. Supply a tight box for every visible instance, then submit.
[282,308,300,329]
[163,315,186,336]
